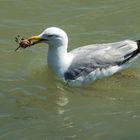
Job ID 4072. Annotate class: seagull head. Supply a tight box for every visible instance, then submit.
[28,27,68,48]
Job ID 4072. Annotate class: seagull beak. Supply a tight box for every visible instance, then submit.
[28,36,45,45]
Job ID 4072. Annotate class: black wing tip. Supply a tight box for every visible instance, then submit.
[136,40,140,48]
[119,40,140,65]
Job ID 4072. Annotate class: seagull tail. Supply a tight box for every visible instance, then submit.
[120,40,140,65]
[136,40,140,48]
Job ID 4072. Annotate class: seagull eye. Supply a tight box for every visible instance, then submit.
[47,35,53,38]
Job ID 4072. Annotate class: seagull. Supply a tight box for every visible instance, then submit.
[27,27,140,86]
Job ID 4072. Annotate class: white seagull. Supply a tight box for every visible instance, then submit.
[27,27,140,86]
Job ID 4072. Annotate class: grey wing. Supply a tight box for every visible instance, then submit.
[64,40,137,80]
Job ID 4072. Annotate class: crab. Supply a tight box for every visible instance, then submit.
[15,35,31,51]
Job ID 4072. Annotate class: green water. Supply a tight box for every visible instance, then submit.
[0,0,140,140]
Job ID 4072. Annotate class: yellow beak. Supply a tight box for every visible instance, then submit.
[28,36,43,45]
[28,36,40,41]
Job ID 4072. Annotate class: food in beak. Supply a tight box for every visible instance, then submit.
[15,35,32,51]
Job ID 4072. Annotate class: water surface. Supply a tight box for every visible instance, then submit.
[0,0,140,140]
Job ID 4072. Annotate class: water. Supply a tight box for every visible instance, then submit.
[0,0,140,140]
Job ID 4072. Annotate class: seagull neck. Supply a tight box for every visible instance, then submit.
[47,45,70,78]
[48,45,68,57]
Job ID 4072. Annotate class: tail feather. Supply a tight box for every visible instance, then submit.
[120,40,140,65]
[136,40,140,48]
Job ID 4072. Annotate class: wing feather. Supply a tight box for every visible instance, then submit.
[65,40,137,80]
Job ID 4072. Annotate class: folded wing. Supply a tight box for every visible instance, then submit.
[64,40,138,80]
